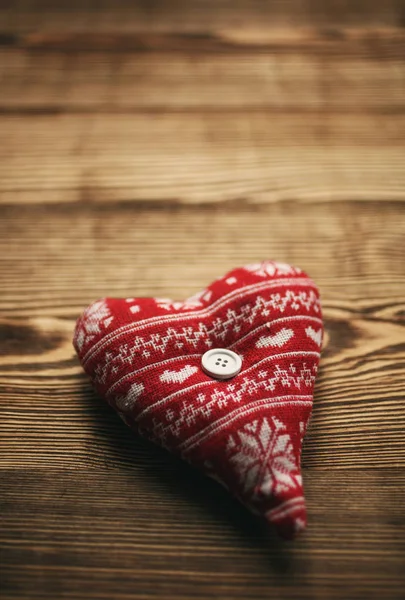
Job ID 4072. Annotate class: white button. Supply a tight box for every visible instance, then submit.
[201,349,242,380]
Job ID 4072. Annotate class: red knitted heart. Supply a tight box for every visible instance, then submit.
[74,261,323,538]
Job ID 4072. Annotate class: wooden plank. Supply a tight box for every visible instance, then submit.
[0,0,403,35]
[0,112,404,205]
[0,200,404,470]
[0,200,404,315]
[1,469,404,600]
[1,25,405,54]
[1,43,404,112]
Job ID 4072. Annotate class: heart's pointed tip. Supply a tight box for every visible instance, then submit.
[264,495,307,540]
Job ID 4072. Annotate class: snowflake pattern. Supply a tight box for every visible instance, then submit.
[227,417,301,498]
[74,300,113,351]
[244,262,301,278]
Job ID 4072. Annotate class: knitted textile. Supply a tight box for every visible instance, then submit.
[74,261,323,538]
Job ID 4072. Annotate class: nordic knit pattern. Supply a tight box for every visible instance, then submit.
[73,261,323,538]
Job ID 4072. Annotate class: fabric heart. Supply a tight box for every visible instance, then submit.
[73,261,323,538]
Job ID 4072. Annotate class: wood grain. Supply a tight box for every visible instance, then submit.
[2,40,404,113]
[1,469,405,600]
[0,112,404,206]
[0,0,403,34]
[0,1,404,599]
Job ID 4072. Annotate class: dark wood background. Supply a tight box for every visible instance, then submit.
[1,1,404,599]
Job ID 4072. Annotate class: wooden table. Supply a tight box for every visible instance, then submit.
[1,2,404,599]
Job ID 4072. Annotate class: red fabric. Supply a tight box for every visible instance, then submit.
[73,261,323,538]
